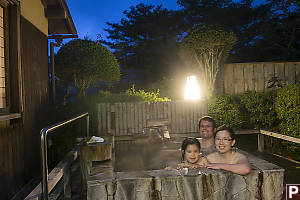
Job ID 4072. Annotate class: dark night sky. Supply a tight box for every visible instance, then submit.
[66,0,181,41]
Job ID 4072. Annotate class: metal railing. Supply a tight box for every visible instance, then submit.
[40,112,89,200]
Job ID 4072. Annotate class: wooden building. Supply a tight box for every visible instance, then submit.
[0,0,77,199]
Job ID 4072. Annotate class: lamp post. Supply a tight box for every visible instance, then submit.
[184,76,201,100]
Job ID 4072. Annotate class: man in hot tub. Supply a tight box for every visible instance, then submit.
[198,116,218,156]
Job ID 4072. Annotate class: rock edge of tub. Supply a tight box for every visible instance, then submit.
[86,150,284,200]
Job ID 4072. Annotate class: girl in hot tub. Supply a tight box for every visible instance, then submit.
[206,125,251,175]
[165,137,208,170]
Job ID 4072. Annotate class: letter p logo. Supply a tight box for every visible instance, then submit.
[287,184,300,200]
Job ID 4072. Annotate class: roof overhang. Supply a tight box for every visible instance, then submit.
[43,0,77,35]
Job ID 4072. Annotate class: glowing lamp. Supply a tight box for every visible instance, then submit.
[184,76,201,100]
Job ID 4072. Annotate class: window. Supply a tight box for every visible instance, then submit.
[0,5,6,109]
[0,1,22,120]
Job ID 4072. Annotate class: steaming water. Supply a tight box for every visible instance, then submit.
[113,134,300,185]
[114,140,182,172]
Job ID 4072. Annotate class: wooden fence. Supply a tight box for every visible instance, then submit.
[217,61,300,94]
[97,101,207,136]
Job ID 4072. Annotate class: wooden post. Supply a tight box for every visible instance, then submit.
[50,42,60,104]
[63,165,71,199]
[258,133,264,152]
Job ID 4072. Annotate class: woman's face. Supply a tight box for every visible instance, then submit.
[215,130,235,154]
[184,144,200,164]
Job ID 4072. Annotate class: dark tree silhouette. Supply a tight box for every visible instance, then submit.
[178,0,300,62]
[100,3,186,84]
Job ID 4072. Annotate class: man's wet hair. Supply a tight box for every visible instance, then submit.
[215,125,235,140]
[198,116,216,129]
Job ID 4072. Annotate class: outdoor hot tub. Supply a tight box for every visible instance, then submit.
[81,137,284,200]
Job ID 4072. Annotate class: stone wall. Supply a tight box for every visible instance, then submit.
[87,153,284,200]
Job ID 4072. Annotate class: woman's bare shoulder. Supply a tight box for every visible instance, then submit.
[206,152,218,162]
[232,151,249,164]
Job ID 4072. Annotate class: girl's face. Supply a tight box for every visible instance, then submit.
[215,130,235,154]
[184,144,200,164]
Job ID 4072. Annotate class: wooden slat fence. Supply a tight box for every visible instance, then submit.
[97,100,208,136]
[217,61,300,94]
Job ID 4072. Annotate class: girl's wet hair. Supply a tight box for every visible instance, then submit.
[181,137,201,162]
[215,125,235,140]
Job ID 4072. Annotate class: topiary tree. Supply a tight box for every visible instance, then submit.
[180,25,236,98]
[55,39,120,97]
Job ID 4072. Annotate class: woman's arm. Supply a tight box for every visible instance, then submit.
[206,162,251,175]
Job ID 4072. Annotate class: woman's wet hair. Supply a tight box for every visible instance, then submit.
[181,137,201,162]
[215,125,235,140]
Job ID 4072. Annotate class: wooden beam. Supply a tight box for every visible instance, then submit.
[0,113,21,121]
[260,129,300,144]
[45,8,66,19]
[9,4,24,115]
[48,34,78,39]
[258,134,264,152]
[25,147,79,200]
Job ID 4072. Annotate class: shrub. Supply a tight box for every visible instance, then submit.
[240,90,278,130]
[275,84,300,137]
[55,39,120,96]
[125,85,170,102]
[208,94,245,129]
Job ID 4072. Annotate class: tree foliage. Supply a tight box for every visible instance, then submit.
[178,0,300,62]
[101,0,300,87]
[275,84,300,137]
[181,25,236,97]
[55,39,120,96]
[100,3,186,83]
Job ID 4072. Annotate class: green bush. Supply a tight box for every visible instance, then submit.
[275,84,300,137]
[240,90,278,130]
[208,94,245,129]
[125,85,170,102]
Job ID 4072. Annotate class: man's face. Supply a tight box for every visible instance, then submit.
[199,120,215,139]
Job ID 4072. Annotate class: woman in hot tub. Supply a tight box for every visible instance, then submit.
[206,125,251,175]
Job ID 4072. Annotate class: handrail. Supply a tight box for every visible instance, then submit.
[258,129,300,153]
[40,112,89,200]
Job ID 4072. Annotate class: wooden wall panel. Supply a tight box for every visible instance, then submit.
[244,63,254,91]
[253,63,264,92]
[0,16,51,199]
[233,64,245,94]
[286,63,296,84]
[264,63,275,91]
[218,62,300,94]
[97,101,208,136]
